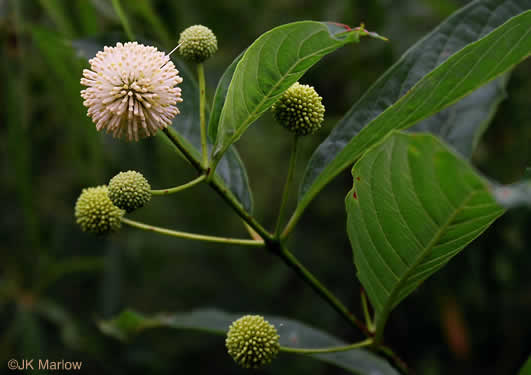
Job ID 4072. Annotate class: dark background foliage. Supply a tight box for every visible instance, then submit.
[0,0,530,374]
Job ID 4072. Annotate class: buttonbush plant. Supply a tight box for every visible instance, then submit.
[75,0,531,373]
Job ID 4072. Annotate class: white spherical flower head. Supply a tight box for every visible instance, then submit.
[80,42,183,141]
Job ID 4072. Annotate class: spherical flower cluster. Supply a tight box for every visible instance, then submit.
[178,25,218,63]
[80,42,183,141]
[75,186,125,234]
[108,170,151,213]
[272,82,325,136]
[225,315,280,369]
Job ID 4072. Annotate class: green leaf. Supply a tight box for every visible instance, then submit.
[410,74,510,159]
[208,50,244,141]
[169,60,254,212]
[518,355,531,375]
[297,2,531,228]
[346,132,504,334]
[72,37,253,212]
[211,21,386,166]
[100,308,399,375]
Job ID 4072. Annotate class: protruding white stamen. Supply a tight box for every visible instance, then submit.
[80,41,183,141]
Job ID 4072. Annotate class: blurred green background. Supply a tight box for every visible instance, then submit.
[1,0,530,374]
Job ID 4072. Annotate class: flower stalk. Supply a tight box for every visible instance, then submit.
[197,63,209,169]
[280,338,373,354]
[160,127,367,335]
[275,134,299,237]
[120,217,264,247]
[150,175,205,195]
[161,127,272,241]
[94,16,369,340]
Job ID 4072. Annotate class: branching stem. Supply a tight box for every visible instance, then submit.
[150,175,205,195]
[271,240,369,334]
[161,128,271,241]
[160,128,367,335]
[275,135,299,237]
[281,207,300,239]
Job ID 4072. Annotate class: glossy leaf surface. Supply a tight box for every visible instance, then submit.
[211,21,386,166]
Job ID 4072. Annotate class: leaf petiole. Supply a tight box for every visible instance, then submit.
[276,135,299,237]
[361,289,375,333]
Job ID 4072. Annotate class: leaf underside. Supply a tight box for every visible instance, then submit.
[409,73,509,159]
[298,1,531,227]
[346,132,504,328]
[99,308,399,375]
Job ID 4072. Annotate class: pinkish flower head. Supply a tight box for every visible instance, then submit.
[81,42,183,141]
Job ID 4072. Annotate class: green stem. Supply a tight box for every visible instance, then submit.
[111,0,135,41]
[272,241,369,335]
[160,129,367,335]
[280,338,373,354]
[162,128,272,241]
[162,128,203,170]
[275,135,299,237]
[150,175,205,195]
[197,63,208,169]
[376,345,409,374]
[121,217,264,247]
[281,207,300,239]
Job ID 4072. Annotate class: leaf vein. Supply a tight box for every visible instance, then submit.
[376,188,482,325]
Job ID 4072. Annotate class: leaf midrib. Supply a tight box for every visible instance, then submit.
[215,25,355,158]
[375,189,480,328]
[298,11,531,220]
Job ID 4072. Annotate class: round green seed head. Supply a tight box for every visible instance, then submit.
[108,170,151,213]
[272,82,325,136]
[225,315,280,369]
[178,25,218,63]
[75,186,124,234]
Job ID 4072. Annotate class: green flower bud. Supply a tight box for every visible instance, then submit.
[225,315,280,369]
[178,25,218,63]
[75,186,124,234]
[108,171,151,213]
[272,82,325,136]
